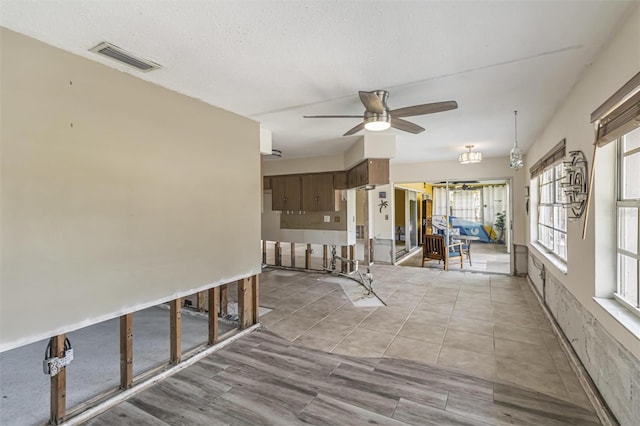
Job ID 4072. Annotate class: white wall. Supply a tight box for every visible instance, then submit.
[0,29,262,352]
[524,4,640,358]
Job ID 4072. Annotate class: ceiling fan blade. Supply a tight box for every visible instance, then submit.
[358,91,385,114]
[343,122,365,136]
[390,101,458,118]
[391,118,425,134]
[303,115,363,118]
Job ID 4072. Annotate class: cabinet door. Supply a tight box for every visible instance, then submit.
[333,171,348,190]
[356,161,369,187]
[366,159,389,185]
[272,175,301,210]
[302,174,335,211]
[347,167,358,188]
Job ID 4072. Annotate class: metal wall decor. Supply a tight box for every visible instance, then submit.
[562,150,588,220]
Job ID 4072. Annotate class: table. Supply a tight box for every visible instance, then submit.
[453,235,480,266]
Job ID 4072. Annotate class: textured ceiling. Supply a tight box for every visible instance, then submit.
[1,0,635,163]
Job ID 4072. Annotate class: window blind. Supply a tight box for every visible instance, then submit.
[591,71,640,147]
[529,139,566,178]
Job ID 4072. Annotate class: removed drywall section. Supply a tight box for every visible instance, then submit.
[0,29,261,352]
[280,203,348,231]
[541,268,640,426]
[262,192,352,246]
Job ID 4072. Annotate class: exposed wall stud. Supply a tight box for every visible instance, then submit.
[251,275,260,323]
[169,298,182,364]
[196,291,206,312]
[305,244,312,269]
[237,277,253,329]
[119,314,133,389]
[220,284,228,316]
[349,245,355,272]
[49,334,66,425]
[208,287,220,345]
[341,246,348,273]
[290,242,296,268]
[323,245,328,269]
[275,242,281,266]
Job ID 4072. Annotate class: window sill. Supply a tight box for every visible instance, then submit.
[529,241,568,274]
[593,297,640,340]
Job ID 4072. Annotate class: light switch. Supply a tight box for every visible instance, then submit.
[324,215,330,222]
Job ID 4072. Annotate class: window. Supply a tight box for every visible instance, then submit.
[615,126,640,314]
[537,162,568,261]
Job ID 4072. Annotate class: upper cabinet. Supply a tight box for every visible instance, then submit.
[271,175,302,211]
[302,173,336,211]
[265,158,389,210]
[348,159,389,188]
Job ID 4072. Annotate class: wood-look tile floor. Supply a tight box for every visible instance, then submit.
[85,265,601,425]
[87,329,600,425]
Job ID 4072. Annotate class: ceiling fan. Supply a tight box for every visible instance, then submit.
[303,90,458,136]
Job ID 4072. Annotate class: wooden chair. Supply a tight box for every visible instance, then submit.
[422,234,464,270]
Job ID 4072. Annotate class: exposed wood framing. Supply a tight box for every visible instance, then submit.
[208,287,220,345]
[196,291,206,312]
[49,334,66,425]
[290,242,296,268]
[341,246,348,273]
[323,244,328,269]
[262,240,267,264]
[275,242,281,266]
[251,275,260,324]
[220,284,228,316]
[169,298,182,364]
[305,244,312,269]
[119,314,133,389]
[237,277,253,329]
[349,245,355,272]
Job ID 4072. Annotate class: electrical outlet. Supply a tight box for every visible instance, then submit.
[323,215,330,222]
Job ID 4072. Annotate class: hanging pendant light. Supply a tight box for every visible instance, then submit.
[510,110,523,169]
[459,144,482,164]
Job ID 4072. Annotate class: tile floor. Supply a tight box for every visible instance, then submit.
[259,265,594,412]
[398,240,511,274]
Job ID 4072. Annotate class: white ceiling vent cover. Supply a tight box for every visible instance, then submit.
[89,42,162,72]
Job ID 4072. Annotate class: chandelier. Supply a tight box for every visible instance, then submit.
[510,110,523,169]
[459,145,482,164]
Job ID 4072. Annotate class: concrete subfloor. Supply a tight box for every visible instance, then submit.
[0,306,235,426]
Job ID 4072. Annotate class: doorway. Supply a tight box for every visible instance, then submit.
[397,180,512,274]
[394,186,421,261]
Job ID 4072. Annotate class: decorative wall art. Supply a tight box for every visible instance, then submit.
[562,150,589,220]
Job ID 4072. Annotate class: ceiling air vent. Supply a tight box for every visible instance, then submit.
[89,42,162,72]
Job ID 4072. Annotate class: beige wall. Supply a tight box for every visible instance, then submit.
[525,6,640,357]
[0,29,262,352]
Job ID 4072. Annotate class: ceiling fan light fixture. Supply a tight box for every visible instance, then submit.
[364,114,391,131]
[459,145,482,164]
